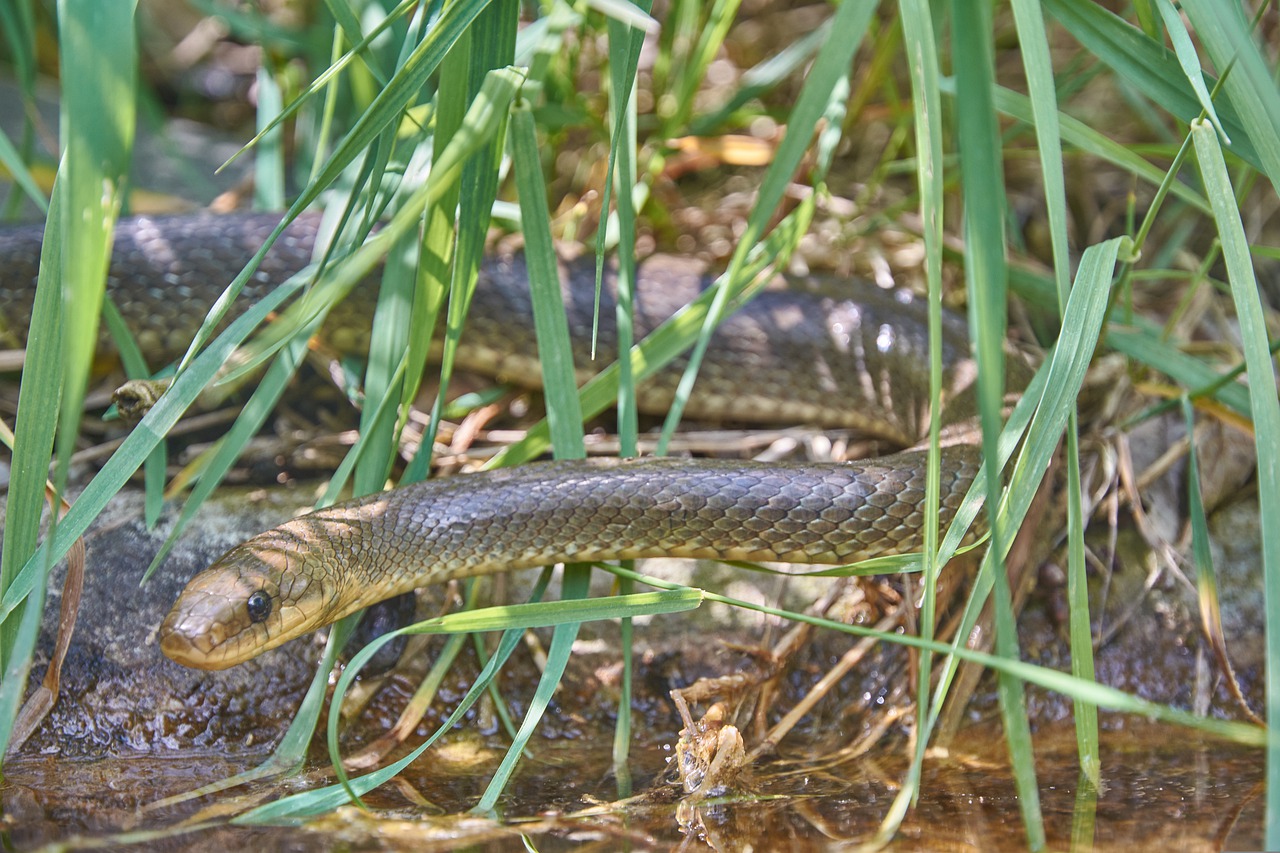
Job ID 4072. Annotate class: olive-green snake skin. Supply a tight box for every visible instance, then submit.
[0,213,995,670]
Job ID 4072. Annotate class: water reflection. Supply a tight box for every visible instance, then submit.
[3,720,1262,850]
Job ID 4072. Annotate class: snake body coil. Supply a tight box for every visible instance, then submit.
[0,213,998,670]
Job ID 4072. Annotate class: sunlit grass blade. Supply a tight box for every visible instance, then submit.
[1010,0,1098,787]
[1153,0,1228,142]
[0,277,305,627]
[512,102,585,458]
[1189,117,1280,848]
[1179,0,1280,191]
[599,5,648,782]
[254,62,285,210]
[396,26,468,483]
[654,0,877,452]
[251,590,702,821]
[950,2,1043,844]
[401,11,518,482]
[883,0,964,835]
[603,565,1264,745]
[1043,0,1260,169]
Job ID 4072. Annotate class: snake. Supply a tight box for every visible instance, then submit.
[0,212,1001,670]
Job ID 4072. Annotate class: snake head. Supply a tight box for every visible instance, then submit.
[159,527,344,670]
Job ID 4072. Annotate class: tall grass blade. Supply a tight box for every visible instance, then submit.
[1189,117,1280,849]
[603,4,647,782]
[512,103,584,458]
[950,1,1042,845]
[1179,0,1280,191]
[881,0,945,838]
[0,0,137,762]
[250,590,700,821]
[606,565,1262,744]
[1042,0,1260,169]
[1010,0,1098,787]
[654,0,876,453]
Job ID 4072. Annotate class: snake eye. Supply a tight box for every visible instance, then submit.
[246,590,273,624]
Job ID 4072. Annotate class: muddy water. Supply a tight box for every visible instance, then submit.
[3,720,1261,851]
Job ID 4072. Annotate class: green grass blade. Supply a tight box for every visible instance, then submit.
[396,22,470,484]
[881,0,945,837]
[950,1,1042,843]
[484,64,588,805]
[1010,0,1098,787]
[1180,0,1280,191]
[253,62,286,210]
[0,277,305,626]
[606,565,1264,745]
[0,192,63,676]
[1189,117,1280,849]
[1043,0,1260,170]
[402,9,518,482]
[260,590,700,821]
[655,0,875,451]
[1153,0,1228,142]
[512,103,585,458]
[598,6,648,781]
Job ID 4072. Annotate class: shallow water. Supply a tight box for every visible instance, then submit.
[3,719,1261,851]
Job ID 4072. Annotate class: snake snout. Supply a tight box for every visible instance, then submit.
[158,588,240,670]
